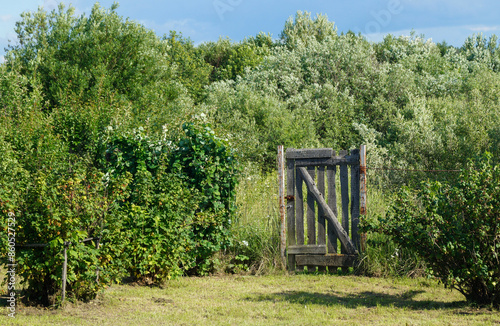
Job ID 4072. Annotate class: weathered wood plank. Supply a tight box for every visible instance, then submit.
[339,150,350,255]
[350,149,361,252]
[288,245,327,255]
[327,164,338,254]
[317,166,326,246]
[278,146,286,267]
[295,166,304,246]
[286,159,296,271]
[286,148,333,159]
[62,243,68,303]
[306,166,316,245]
[293,155,359,167]
[360,145,367,252]
[295,254,358,267]
[298,167,358,255]
[317,166,327,272]
[306,167,316,271]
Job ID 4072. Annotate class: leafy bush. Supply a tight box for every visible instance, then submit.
[374,153,500,306]
[1,163,128,305]
[170,123,239,274]
[6,3,184,113]
[0,2,241,305]
[120,171,201,283]
[164,31,212,102]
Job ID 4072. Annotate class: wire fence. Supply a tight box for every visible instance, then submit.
[366,167,461,173]
[17,237,102,304]
[363,164,464,191]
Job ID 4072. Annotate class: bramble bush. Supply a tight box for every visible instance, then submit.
[0,122,238,304]
[169,123,239,274]
[1,162,129,305]
[372,153,500,306]
[103,123,238,280]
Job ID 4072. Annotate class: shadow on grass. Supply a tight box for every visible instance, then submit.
[245,290,468,311]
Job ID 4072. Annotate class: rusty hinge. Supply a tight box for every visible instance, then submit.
[285,195,295,201]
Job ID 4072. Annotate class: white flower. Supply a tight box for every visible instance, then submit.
[242,240,249,247]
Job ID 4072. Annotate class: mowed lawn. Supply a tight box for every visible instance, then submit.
[2,274,499,325]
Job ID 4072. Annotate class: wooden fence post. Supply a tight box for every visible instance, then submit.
[278,145,286,268]
[61,241,69,303]
[286,151,296,271]
[360,145,367,252]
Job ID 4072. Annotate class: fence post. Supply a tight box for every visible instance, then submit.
[61,241,69,303]
[95,237,101,283]
[277,145,286,268]
[360,145,367,252]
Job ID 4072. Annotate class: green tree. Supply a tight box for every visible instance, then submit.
[164,31,212,102]
[280,11,337,49]
[5,3,181,111]
[200,36,271,83]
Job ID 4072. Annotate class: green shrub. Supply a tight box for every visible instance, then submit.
[374,153,500,306]
[101,123,239,279]
[0,119,239,304]
[170,123,239,274]
[1,164,128,305]
[120,171,201,283]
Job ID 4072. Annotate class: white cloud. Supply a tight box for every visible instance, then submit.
[469,25,500,33]
[1,15,13,22]
[42,0,58,11]
[364,24,500,47]
[402,0,478,11]
[139,18,219,43]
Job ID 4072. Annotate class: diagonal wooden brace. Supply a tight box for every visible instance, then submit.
[298,167,358,255]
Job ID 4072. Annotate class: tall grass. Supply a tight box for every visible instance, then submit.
[225,169,283,274]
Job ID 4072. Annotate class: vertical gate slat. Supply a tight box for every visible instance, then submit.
[317,166,326,246]
[317,166,326,272]
[286,158,296,271]
[327,161,338,254]
[306,166,316,246]
[295,167,305,246]
[350,149,361,251]
[339,150,350,255]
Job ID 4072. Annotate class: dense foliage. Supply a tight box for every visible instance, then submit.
[371,154,500,306]
[0,4,499,306]
[0,3,238,305]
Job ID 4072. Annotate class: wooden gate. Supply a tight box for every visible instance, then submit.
[285,147,364,271]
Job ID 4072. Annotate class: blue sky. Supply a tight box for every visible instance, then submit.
[1,0,500,62]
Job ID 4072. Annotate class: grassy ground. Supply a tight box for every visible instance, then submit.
[2,273,499,326]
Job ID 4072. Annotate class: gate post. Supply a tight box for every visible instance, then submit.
[286,150,296,271]
[360,145,367,252]
[277,145,286,268]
